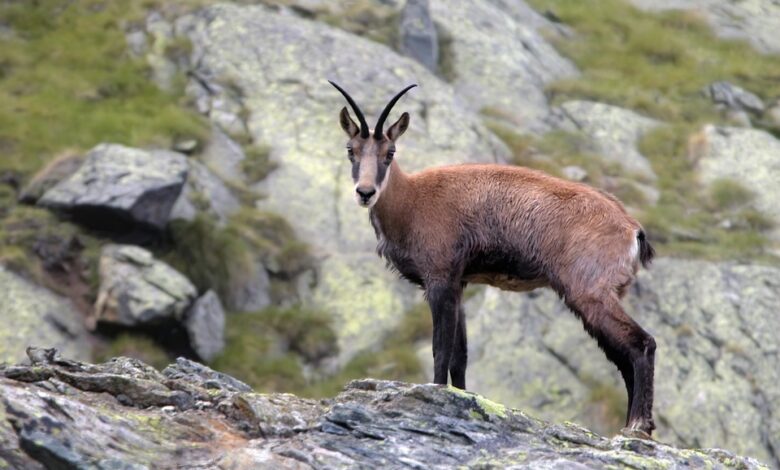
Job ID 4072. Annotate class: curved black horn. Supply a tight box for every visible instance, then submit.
[374,84,417,139]
[329,80,369,138]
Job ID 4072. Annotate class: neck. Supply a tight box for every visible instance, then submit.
[371,160,411,239]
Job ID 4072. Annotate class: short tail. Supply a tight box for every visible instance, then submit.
[638,230,655,268]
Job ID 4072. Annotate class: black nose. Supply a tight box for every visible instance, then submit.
[356,187,376,201]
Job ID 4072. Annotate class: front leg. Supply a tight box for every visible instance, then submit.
[427,282,462,385]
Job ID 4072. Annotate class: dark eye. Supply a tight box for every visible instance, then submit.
[386,150,395,162]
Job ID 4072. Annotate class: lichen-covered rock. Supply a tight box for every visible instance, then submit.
[39,144,188,230]
[695,125,780,242]
[459,259,780,466]
[0,350,768,469]
[628,0,780,55]
[430,0,578,133]
[550,100,659,179]
[170,3,508,362]
[399,0,438,72]
[93,244,197,328]
[184,290,225,362]
[0,267,90,365]
[705,81,765,115]
[169,159,240,225]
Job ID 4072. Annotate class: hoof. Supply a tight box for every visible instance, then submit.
[620,427,653,440]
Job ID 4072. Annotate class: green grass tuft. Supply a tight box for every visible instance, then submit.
[0,0,207,180]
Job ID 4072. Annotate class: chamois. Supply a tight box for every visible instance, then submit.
[329,81,658,438]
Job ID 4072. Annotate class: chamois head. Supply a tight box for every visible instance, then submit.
[329,81,416,208]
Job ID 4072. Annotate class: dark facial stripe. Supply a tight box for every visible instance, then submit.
[351,160,360,182]
[376,158,389,186]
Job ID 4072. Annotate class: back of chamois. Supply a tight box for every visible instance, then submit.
[329,81,658,438]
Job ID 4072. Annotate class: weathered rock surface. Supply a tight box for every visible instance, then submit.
[170,158,240,225]
[39,144,188,230]
[17,152,84,204]
[430,0,578,133]
[455,259,780,466]
[399,0,438,72]
[550,100,659,179]
[694,125,780,243]
[0,268,90,365]
[628,0,780,55]
[183,290,226,362]
[705,81,765,116]
[93,244,197,328]
[0,349,768,469]
[170,3,508,362]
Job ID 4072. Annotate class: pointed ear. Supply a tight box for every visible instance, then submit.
[387,112,410,141]
[340,107,360,137]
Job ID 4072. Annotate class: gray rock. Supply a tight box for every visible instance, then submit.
[93,244,197,328]
[171,3,508,362]
[0,267,90,365]
[562,165,587,182]
[200,126,247,183]
[706,81,765,115]
[228,261,272,312]
[429,0,578,134]
[183,290,225,362]
[170,159,240,225]
[0,353,769,469]
[18,152,85,204]
[456,259,780,466]
[399,0,438,72]
[551,100,659,180]
[39,144,188,230]
[628,0,780,55]
[695,125,780,242]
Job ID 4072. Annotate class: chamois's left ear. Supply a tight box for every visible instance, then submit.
[387,112,410,141]
[340,106,360,137]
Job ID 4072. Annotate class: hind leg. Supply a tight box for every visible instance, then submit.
[449,303,467,389]
[567,293,656,437]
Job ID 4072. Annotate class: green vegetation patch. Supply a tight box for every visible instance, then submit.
[94,333,171,371]
[0,0,206,179]
[527,0,780,123]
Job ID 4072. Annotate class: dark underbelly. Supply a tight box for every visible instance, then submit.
[463,248,547,291]
[463,273,548,292]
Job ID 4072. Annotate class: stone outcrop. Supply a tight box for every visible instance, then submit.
[169,159,240,226]
[451,259,780,466]
[93,244,198,327]
[183,290,226,362]
[39,144,188,230]
[0,268,90,365]
[694,125,780,243]
[0,349,768,469]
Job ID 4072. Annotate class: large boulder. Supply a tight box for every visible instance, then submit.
[0,267,90,364]
[0,350,768,469]
[550,100,659,180]
[171,3,510,361]
[453,259,780,466]
[93,244,197,328]
[39,144,188,230]
[694,125,780,243]
[429,0,578,133]
[169,159,241,226]
[183,290,226,362]
[628,0,780,55]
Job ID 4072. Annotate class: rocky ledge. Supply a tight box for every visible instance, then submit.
[0,349,767,469]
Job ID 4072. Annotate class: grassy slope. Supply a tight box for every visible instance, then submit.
[520,0,780,261]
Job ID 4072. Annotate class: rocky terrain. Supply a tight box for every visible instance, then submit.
[0,348,769,469]
[2,0,780,467]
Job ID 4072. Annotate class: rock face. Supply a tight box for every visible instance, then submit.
[17,152,84,204]
[169,158,240,226]
[399,0,438,72]
[183,290,226,362]
[695,126,780,242]
[551,100,659,179]
[458,259,780,466]
[93,244,197,327]
[0,268,90,365]
[627,0,780,55]
[39,144,188,229]
[0,349,768,469]
[429,0,578,133]
[705,81,765,116]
